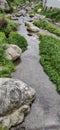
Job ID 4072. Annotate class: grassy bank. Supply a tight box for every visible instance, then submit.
[0,14,28,77]
[0,30,28,77]
[33,19,60,36]
[0,32,15,77]
[39,34,60,92]
[29,1,43,14]
[41,8,60,23]
[30,1,60,23]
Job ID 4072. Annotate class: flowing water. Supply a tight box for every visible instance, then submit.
[12,11,60,130]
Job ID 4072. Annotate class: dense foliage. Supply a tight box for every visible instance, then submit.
[8,32,28,52]
[33,19,60,36]
[0,17,18,36]
[39,34,60,92]
[41,8,60,23]
[29,1,43,14]
[0,32,15,77]
[30,1,60,23]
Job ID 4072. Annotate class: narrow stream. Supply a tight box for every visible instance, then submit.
[12,11,60,130]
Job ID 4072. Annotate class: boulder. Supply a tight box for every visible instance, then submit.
[0,0,10,12]
[0,78,36,129]
[25,22,40,32]
[5,44,22,61]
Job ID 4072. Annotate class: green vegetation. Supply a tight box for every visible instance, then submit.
[39,34,60,92]
[0,13,28,77]
[33,19,60,36]
[0,32,15,77]
[41,8,60,23]
[30,1,60,23]
[8,32,28,52]
[0,6,5,13]
[14,0,26,6]
[0,17,18,36]
[0,32,6,43]
[29,1,43,14]
[6,0,34,11]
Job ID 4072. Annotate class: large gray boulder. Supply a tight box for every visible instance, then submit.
[0,0,10,12]
[0,78,36,130]
[5,44,22,61]
[25,22,40,32]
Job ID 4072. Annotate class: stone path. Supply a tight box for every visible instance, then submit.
[12,12,60,130]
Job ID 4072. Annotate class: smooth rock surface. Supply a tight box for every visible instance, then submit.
[6,44,22,61]
[25,22,40,32]
[0,78,36,129]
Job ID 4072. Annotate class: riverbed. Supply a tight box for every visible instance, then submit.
[11,7,60,130]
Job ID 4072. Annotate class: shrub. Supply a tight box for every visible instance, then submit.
[0,17,18,36]
[0,17,8,30]
[39,34,60,93]
[0,6,5,13]
[0,32,7,44]
[0,32,15,78]
[29,1,43,14]
[0,60,15,77]
[15,0,26,6]
[41,8,60,22]
[33,20,60,36]
[0,44,15,78]
[8,32,28,52]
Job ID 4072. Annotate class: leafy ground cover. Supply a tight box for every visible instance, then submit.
[0,16,19,36]
[41,8,60,23]
[29,1,43,14]
[0,30,28,77]
[0,32,15,77]
[39,34,60,92]
[30,1,60,23]
[33,19,60,36]
[8,31,28,52]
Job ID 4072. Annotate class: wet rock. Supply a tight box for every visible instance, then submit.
[11,16,18,20]
[25,7,31,11]
[0,78,36,129]
[15,13,22,17]
[25,22,40,32]
[5,44,22,61]
[0,0,10,12]
[34,14,45,21]
[28,33,33,36]
[29,14,34,18]
[19,10,26,16]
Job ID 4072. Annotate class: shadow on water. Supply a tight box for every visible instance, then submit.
[13,58,21,66]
